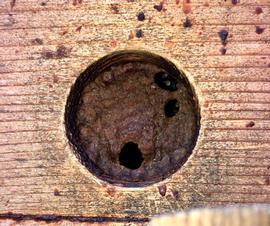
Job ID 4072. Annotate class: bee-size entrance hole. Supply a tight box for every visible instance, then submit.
[119,142,144,170]
[165,99,180,118]
[65,50,200,187]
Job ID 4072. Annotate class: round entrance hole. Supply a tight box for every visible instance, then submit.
[119,142,144,170]
[65,50,200,187]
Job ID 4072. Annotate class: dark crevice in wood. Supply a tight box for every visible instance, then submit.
[0,213,149,223]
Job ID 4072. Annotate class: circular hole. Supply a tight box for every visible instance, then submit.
[65,50,200,187]
[165,99,180,118]
[119,142,144,170]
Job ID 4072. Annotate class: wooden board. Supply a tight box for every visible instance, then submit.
[0,0,270,224]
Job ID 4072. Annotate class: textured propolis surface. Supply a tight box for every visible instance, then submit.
[0,0,270,224]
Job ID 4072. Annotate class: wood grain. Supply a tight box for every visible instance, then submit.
[0,0,269,223]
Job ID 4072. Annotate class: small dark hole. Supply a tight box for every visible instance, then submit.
[119,142,143,170]
[183,17,192,28]
[137,12,145,21]
[218,29,229,45]
[165,99,180,117]
[135,29,144,38]
[154,71,179,91]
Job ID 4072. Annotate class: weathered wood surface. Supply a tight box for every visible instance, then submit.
[0,0,270,223]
